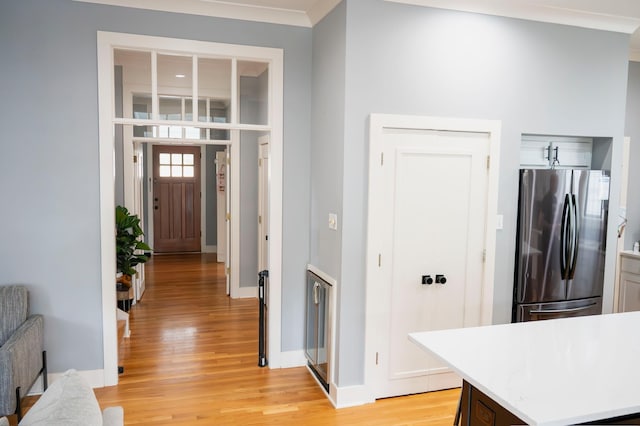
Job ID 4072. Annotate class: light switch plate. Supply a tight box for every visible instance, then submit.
[496,214,504,230]
[329,213,338,231]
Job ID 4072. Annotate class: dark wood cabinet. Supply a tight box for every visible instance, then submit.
[459,381,640,426]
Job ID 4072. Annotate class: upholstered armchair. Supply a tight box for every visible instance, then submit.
[0,285,47,420]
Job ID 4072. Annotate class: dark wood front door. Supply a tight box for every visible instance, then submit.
[153,145,201,253]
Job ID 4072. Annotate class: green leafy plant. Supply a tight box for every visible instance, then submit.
[116,205,152,286]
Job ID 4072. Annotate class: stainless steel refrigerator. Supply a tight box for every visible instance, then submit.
[513,169,610,322]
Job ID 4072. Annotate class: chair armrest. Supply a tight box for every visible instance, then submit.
[0,315,44,415]
[102,406,124,426]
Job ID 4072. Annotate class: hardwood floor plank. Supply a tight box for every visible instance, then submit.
[26,253,460,425]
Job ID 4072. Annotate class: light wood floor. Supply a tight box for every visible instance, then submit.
[42,254,461,425]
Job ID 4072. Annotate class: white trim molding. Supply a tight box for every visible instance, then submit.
[386,0,640,34]
[97,31,285,386]
[74,0,341,27]
[329,383,374,409]
[279,350,307,368]
[236,285,259,299]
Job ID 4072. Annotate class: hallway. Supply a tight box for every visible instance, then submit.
[93,253,459,425]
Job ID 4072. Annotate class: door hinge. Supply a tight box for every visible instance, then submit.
[200,230,202,237]
[376,352,379,365]
[226,156,230,165]
[482,249,487,263]
[259,158,262,167]
[380,152,384,166]
[378,254,382,267]
[226,267,230,275]
[133,155,138,163]
[226,212,231,221]
[258,215,262,224]
[486,156,490,169]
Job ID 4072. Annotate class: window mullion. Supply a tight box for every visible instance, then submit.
[151,51,158,121]
[192,55,198,124]
[231,58,237,124]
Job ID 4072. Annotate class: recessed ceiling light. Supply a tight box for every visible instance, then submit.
[175,74,185,78]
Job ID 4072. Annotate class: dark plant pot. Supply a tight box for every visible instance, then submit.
[116,284,132,312]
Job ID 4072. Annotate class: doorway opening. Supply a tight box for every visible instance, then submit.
[98,31,284,386]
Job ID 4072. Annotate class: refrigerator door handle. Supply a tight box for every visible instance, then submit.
[560,194,570,279]
[530,302,597,315]
[568,194,579,279]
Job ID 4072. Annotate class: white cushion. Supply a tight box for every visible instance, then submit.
[19,369,102,426]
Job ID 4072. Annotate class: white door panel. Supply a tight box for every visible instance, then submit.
[258,136,270,273]
[216,151,227,264]
[374,129,489,398]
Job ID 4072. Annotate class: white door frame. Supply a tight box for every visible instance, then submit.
[97,31,284,386]
[363,114,501,401]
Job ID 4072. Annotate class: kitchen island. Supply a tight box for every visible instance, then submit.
[409,312,640,425]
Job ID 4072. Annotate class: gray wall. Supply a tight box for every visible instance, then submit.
[309,0,347,381]
[0,0,311,372]
[311,0,629,387]
[625,62,640,247]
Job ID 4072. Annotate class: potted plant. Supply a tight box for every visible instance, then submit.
[115,205,152,289]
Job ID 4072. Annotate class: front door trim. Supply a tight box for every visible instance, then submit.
[363,114,501,401]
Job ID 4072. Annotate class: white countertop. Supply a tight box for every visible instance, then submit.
[409,312,640,426]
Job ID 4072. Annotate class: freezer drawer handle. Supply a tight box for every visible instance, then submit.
[530,302,597,315]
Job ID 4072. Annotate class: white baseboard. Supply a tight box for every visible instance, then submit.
[28,369,106,395]
[330,382,374,409]
[234,285,258,298]
[202,245,217,254]
[303,365,373,409]
[279,350,307,368]
[116,308,130,338]
[217,253,226,263]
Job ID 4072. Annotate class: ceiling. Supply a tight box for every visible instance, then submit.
[76,0,640,59]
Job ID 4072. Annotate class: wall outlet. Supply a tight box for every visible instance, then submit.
[496,214,504,230]
[328,213,338,231]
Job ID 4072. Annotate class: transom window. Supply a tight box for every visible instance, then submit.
[114,49,270,142]
[158,153,195,178]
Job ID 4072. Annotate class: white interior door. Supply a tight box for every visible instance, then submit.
[369,126,492,398]
[258,135,270,273]
[132,142,146,301]
[216,151,227,264]
[225,147,231,296]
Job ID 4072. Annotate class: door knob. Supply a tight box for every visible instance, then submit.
[422,275,433,285]
[435,274,446,284]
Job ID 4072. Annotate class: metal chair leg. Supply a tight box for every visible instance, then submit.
[42,350,48,390]
[15,386,22,422]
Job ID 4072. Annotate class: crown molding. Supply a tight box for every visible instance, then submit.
[307,0,342,26]
[385,0,640,34]
[74,0,314,27]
